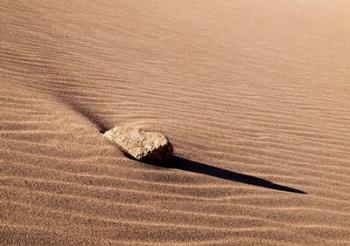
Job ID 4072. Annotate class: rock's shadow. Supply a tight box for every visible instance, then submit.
[141,156,306,194]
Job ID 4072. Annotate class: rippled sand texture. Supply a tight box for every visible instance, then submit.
[1,0,350,245]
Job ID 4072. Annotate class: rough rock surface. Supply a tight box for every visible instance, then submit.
[103,126,173,162]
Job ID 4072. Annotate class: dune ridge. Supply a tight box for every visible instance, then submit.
[1,0,350,245]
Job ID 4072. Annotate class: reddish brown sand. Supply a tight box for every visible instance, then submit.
[1,1,350,245]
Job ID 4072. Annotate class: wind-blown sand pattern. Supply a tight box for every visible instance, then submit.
[1,0,350,245]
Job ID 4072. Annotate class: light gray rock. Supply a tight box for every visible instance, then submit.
[103,126,173,162]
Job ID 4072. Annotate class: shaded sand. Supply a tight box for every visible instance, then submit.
[1,0,350,245]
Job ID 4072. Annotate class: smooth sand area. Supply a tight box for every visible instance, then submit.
[1,1,350,245]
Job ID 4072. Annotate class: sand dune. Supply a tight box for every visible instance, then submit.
[1,0,350,245]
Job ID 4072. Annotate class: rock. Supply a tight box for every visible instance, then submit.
[103,126,173,162]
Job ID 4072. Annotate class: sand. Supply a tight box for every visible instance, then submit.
[1,0,350,245]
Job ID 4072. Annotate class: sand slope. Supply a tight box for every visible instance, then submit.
[1,0,350,245]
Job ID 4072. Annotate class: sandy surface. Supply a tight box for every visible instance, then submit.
[1,0,350,245]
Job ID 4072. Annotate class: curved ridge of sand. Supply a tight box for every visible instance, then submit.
[1,0,350,245]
